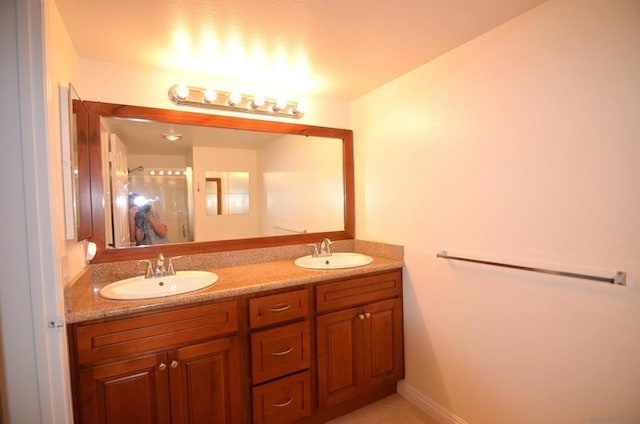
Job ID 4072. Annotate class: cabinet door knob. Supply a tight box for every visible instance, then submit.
[364,312,371,319]
[271,397,294,408]
[271,347,294,356]
[268,303,292,313]
[358,314,365,320]
[158,363,167,371]
[170,360,179,368]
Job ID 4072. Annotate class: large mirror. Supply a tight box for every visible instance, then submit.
[83,101,354,263]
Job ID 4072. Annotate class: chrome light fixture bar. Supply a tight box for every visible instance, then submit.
[168,84,306,119]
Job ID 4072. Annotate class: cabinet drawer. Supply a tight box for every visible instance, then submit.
[249,289,309,329]
[252,371,311,424]
[251,321,311,384]
[316,270,402,313]
[73,300,238,366]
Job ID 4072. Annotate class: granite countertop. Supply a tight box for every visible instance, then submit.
[65,241,404,324]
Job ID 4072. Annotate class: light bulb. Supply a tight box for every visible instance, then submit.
[228,92,242,106]
[251,94,265,109]
[203,89,217,103]
[292,102,307,115]
[175,85,189,100]
[159,170,165,176]
[150,170,156,176]
[273,98,288,112]
[167,170,173,175]
[175,170,181,176]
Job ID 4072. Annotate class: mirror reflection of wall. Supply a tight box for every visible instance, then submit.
[205,172,250,216]
[193,146,258,241]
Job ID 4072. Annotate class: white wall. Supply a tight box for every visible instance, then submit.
[258,134,344,236]
[352,1,640,423]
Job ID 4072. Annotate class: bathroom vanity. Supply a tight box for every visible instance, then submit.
[66,252,404,424]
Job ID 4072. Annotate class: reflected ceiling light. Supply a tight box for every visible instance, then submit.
[162,133,182,142]
[168,84,306,119]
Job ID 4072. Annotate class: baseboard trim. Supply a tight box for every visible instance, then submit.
[397,381,469,424]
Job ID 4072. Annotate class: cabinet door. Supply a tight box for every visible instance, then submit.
[363,298,404,387]
[78,352,170,424]
[169,337,243,424]
[316,307,363,408]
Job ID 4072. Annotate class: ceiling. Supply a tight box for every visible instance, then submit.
[104,117,287,156]
[55,0,547,101]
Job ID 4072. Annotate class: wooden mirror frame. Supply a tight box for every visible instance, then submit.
[83,100,355,264]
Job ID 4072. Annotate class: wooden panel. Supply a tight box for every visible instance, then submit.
[316,270,402,313]
[251,321,311,384]
[74,300,238,366]
[316,307,362,408]
[363,298,404,386]
[249,289,309,329]
[252,371,311,424]
[78,352,170,424]
[169,337,242,424]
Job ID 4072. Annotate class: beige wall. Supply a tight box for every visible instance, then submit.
[352,0,640,422]
[45,2,86,284]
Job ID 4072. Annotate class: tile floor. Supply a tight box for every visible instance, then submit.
[326,393,439,424]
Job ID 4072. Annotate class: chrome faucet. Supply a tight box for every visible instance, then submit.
[140,253,179,278]
[305,238,332,257]
[154,253,166,277]
[319,238,333,257]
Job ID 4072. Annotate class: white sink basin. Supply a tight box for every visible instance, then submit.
[99,270,219,300]
[294,252,374,270]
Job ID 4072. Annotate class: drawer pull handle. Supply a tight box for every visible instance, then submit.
[364,312,371,319]
[271,347,294,356]
[158,363,167,371]
[170,360,179,369]
[268,303,292,313]
[358,314,365,320]
[272,397,294,408]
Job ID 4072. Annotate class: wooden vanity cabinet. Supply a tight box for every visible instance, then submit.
[68,299,245,424]
[314,270,404,415]
[248,289,312,424]
[68,268,404,424]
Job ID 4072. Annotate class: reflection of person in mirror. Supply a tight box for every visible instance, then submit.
[128,193,170,245]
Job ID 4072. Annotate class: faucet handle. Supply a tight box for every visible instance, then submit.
[306,243,320,257]
[138,259,153,278]
[157,253,165,266]
[166,256,183,275]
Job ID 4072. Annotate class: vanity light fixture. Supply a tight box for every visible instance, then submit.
[145,168,186,177]
[168,84,306,119]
